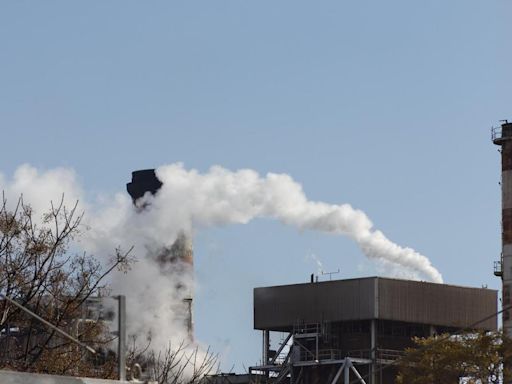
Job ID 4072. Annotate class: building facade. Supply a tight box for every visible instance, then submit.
[251,277,497,384]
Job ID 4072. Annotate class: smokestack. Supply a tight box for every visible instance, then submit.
[126,169,194,337]
[126,169,163,203]
[492,121,512,341]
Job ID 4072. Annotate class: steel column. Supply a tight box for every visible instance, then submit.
[331,362,346,384]
[117,295,126,382]
[370,319,376,384]
[262,330,270,364]
[344,361,350,384]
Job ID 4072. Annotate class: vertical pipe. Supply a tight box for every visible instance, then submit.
[370,320,376,384]
[184,298,193,338]
[117,295,126,382]
[262,330,269,365]
[315,329,319,362]
[344,360,350,384]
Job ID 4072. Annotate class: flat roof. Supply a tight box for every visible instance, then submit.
[254,277,497,331]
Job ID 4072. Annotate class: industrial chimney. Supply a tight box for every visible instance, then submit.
[127,169,194,337]
[492,121,512,342]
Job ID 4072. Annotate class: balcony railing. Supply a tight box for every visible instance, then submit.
[494,260,503,277]
[492,124,512,144]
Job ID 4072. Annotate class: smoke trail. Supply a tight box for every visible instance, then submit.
[149,164,442,283]
[306,254,324,275]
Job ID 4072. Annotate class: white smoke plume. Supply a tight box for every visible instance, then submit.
[306,254,324,276]
[0,164,83,216]
[0,163,443,365]
[149,164,442,283]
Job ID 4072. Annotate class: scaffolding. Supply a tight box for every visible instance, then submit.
[249,320,405,384]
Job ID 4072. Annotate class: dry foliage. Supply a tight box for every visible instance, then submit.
[0,194,133,378]
[0,194,219,383]
[395,331,512,384]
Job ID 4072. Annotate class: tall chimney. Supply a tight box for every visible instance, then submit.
[493,122,512,342]
[127,169,194,337]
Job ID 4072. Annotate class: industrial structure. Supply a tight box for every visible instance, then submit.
[129,162,502,384]
[492,120,512,340]
[0,148,505,383]
[126,169,194,336]
[249,277,497,384]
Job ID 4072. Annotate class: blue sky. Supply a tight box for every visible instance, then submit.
[1,0,511,372]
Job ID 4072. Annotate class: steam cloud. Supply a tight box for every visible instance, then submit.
[0,163,443,359]
[149,164,442,283]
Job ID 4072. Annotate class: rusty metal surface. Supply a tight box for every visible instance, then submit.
[502,138,512,171]
[254,277,497,331]
[502,209,512,244]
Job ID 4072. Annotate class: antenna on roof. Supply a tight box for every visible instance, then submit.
[321,269,340,281]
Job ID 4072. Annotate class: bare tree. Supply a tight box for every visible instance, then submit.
[126,335,219,384]
[0,194,133,378]
[0,194,220,383]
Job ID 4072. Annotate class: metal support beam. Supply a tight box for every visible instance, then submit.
[344,361,350,384]
[330,362,346,384]
[350,364,368,384]
[293,338,316,361]
[294,366,303,384]
[330,359,368,384]
[0,293,96,355]
[370,320,376,384]
[315,332,319,362]
[117,295,126,382]
[270,332,292,365]
[262,330,270,365]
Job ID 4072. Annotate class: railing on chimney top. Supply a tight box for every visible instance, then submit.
[492,126,503,142]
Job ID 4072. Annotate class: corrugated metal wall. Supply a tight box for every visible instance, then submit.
[377,278,497,330]
[254,278,376,330]
[253,277,497,331]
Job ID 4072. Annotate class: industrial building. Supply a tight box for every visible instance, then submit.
[132,148,503,384]
[1,140,506,383]
[128,164,502,384]
[204,121,509,384]
[247,276,497,384]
